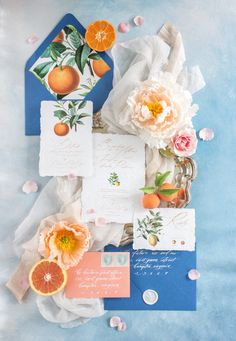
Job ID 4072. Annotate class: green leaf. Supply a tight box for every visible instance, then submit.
[54,110,67,119]
[41,46,51,58]
[88,53,101,60]
[33,61,54,79]
[67,56,76,66]
[77,121,85,125]
[69,115,78,128]
[158,188,180,196]
[80,84,91,90]
[155,171,171,187]
[78,101,86,109]
[78,113,90,119]
[140,187,156,194]
[64,25,74,36]
[159,148,175,159]
[69,30,82,49]
[75,46,83,72]
[51,42,67,54]
[80,44,91,74]
[68,101,76,109]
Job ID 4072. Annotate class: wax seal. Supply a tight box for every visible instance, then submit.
[142,289,158,305]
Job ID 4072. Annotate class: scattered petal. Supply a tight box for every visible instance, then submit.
[26,35,39,44]
[199,128,214,141]
[95,217,107,227]
[117,322,127,331]
[118,22,130,33]
[109,316,121,328]
[67,172,77,181]
[22,180,38,194]
[133,16,144,26]
[86,208,96,214]
[188,269,200,280]
[19,276,29,289]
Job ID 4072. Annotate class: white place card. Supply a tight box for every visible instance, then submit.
[39,100,93,177]
[133,208,195,251]
[82,133,145,223]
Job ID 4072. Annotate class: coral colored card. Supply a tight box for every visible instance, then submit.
[65,252,130,298]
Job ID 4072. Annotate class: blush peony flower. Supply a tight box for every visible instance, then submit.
[127,72,198,148]
[171,128,198,157]
[38,221,91,270]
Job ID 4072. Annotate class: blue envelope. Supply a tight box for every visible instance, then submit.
[25,13,113,135]
[104,244,196,311]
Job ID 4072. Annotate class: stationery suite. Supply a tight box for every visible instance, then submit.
[82,133,145,223]
[65,252,130,298]
[14,14,202,326]
[39,100,93,176]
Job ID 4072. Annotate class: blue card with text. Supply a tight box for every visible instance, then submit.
[25,13,113,135]
[104,244,196,311]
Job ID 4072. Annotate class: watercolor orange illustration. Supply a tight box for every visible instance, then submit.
[85,20,116,52]
[48,66,80,95]
[92,59,110,77]
[54,122,70,136]
[52,31,64,43]
[29,259,67,296]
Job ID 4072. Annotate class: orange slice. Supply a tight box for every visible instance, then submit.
[29,259,67,296]
[85,20,116,52]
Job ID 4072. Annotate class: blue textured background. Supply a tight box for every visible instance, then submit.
[1,0,235,340]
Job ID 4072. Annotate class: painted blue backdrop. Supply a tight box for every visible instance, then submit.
[0,0,235,340]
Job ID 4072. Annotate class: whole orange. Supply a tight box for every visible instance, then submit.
[48,66,80,95]
[92,59,110,77]
[52,31,64,43]
[142,194,160,209]
[54,123,69,136]
[158,183,179,202]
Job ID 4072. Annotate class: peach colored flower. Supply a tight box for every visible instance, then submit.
[127,72,198,148]
[38,221,90,270]
[171,128,197,157]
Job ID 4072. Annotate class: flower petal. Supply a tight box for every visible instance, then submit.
[117,321,127,331]
[133,16,144,26]
[109,316,121,328]
[26,35,39,44]
[118,22,130,33]
[22,180,38,194]
[199,128,214,141]
[188,269,200,280]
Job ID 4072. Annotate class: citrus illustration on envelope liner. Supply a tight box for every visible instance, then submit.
[30,24,111,99]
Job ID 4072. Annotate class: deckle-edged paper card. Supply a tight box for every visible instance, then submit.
[133,208,196,251]
[82,133,145,224]
[39,100,93,176]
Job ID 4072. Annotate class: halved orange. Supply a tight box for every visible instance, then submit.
[85,20,116,52]
[29,259,67,296]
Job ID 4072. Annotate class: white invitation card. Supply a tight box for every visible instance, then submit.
[133,208,195,251]
[82,133,145,223]
[39,100,93,176]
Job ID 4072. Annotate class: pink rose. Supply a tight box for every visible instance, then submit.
[171,128,198,157]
